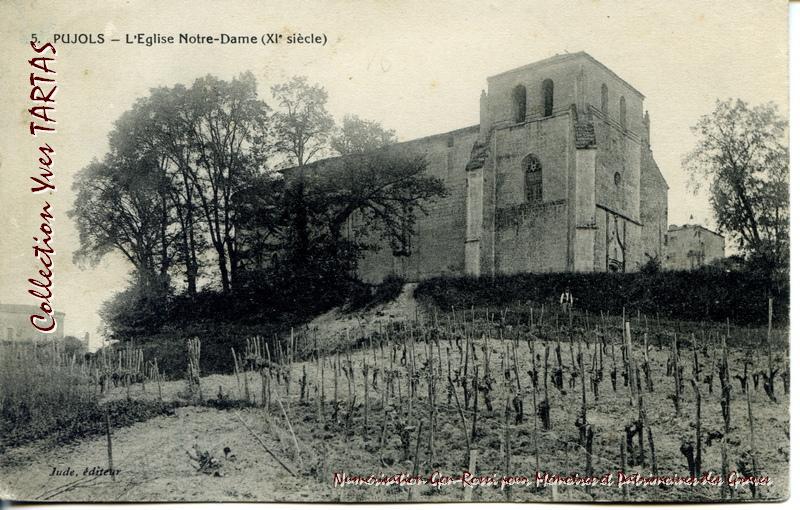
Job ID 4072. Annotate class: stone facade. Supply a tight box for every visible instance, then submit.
[356,52,669,282]
[664,224,725,270]
[0,304,65,342]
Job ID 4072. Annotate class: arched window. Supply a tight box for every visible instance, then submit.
[524,155,543,203]
[512,85,526,123]
[601,84,608,114]
[619,96,627,130]
[542,79,554,117]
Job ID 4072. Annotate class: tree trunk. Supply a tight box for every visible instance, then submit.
[215,241,230,293]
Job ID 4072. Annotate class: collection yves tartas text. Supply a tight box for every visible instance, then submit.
[27,39,58,333]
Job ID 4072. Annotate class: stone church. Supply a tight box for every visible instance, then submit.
[356,51,669,282]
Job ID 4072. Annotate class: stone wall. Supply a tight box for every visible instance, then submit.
[357,126,480,283]
[490,112,573,274]
[495,201,569,273]
[640,146,669,263]
[582,64,645,141]
[593,116,642,224]
[664,225,725,270]
[493,114,572,208]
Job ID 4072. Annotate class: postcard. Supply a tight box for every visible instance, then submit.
[0,0,789,503]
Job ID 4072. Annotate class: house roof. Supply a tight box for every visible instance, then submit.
[667,224,724,239]
[0,303,65,317]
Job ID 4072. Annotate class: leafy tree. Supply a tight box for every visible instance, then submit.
[270,77,335,270]
[180,73,272,292]
[683,99,788,277]
[232,172,285,271]
[308,149,446,258]
[108,87,207,295]
[331,114,397,155]
[73,74,272,295]
[271,76,335,166]
[99,278,171,339]
[70,151,175,294]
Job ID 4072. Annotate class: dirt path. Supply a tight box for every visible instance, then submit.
[1,406,331,502]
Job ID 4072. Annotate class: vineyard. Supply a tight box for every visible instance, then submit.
[0,299,789,502]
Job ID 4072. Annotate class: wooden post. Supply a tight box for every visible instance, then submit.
[276,397,302,464]
[363,359,369,438]
[464,449,477,501]
[585,424,594,476]
[504,395,512,502]
[672,334,681,415]
[530,339,540,473]
[765,297,777,402]
[266,344,273,410]
[625,322,635,406]
[643,333,653,392]
[408,419,423,501]
[232,348,241,398]
[154,358,162,403]
[745,366,759,499]
[620,436,627,501]
[105,408,116,482]
[578,341,587,446]
[690,378,702,477]
[449,376,471,454]
[261,368,268,407]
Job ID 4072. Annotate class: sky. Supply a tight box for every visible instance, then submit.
[0,0,788,348]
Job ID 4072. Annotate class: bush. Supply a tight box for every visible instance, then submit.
[347,275,406,311]
[1,396,180,450]
[106,322,285,379]
[414,268,787,326]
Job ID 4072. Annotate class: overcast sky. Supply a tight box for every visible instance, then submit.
[0,0,788,347]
